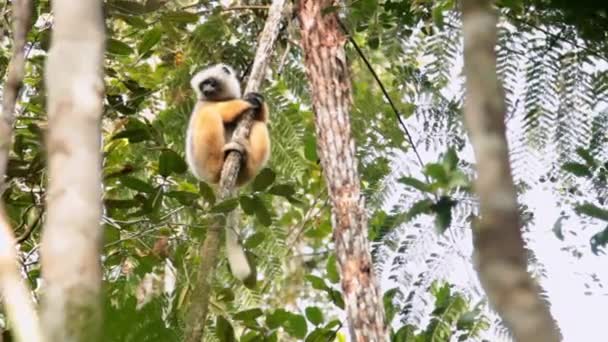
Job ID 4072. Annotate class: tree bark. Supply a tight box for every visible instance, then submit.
[298,1,387,341]
[40,1,106,341]
[0,2,43,341]
[460,1,561,341]
[184,1,287,340]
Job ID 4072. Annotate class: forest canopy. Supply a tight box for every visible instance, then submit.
[0,0,607,341]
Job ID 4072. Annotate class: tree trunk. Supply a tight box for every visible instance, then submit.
[0,2,43,341]
[460,1,561,341]
[40,1,106,341]
[184,1,287,340]
[298,1,387,341]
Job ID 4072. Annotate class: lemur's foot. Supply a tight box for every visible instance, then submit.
[243,92,264,109]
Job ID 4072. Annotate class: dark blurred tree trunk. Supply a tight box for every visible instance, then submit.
[40,1,106,341]
[298,1,387,341]
[460,1,561,341]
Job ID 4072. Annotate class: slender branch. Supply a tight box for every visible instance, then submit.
[184,1,287,340]
[504,11,608,64]
[16,208,43,244]
[224,5,270,11]
[1,0,32,189]
[337,20,428,175]
[0,1,43,341]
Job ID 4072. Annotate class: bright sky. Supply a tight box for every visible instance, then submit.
[374,20,608,341]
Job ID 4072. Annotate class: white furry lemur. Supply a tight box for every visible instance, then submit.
[185,63,270,282]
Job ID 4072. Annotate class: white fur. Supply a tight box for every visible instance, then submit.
[190,63,241,100]
[225,228,251,281]
[185,102,202,180]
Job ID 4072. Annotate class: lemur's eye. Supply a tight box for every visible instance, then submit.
[221,66,231,74]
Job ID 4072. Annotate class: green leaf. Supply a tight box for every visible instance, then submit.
[552,216,566,241]
[234,308,264,322]
[104,198,140,209]
[575,147,596,167]
[215,316,236,342]
[244,232,266,249]
[326,254,340,284]
[383,288,399,323]
[432,4,445,29]
[575,203,608,221]
[121,176,155,193]
[432,196,457,232]
[138,27,162,55]
[110,1,148,14]
[240,332,260,342]
[115,14,148,28]
[405,199,434,221]
[369,35,380,50]
[305,275,328,291]
[562,162,592,178]
[266,309,289,329]
[104,225,121,244]
[590,225,608,255]
[305,307,324,326]
[251,168,276,192]
[268,184,296,197]
[282,313,307,339]
[163,11,199,24]
[111,128,151,143]
[328,289,344,309]
[199,182,216,206]
[304,133,318,162]
[393,325,416,341]
[305,328,333,342]
[425,163,449,185]
[158,149,188,177]
[210,198,239,213]
[398,176,431,193]
[165,191,198,206]
[145,186,164,216]
[216,287,235,302]
[443,148,459,171]
[239,195,256,216]
[107,38,134,56]
[251,195,271,226]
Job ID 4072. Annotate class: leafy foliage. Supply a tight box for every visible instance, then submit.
[1,0,608,340]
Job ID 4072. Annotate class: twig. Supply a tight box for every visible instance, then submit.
[504,12,608,64]
[337,20,429,177]
[276,42,292,75]
[224,5,270,11]
[16,207,43,244]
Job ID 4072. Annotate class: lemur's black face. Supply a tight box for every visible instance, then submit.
[199,77,222,99]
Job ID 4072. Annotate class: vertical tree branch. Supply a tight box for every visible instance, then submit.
[460,1,561,341]
[298,1,387,341]
[40,1,106,341]
[1,0,31,190]
[184,1,286,340]
[0,1,43,341]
